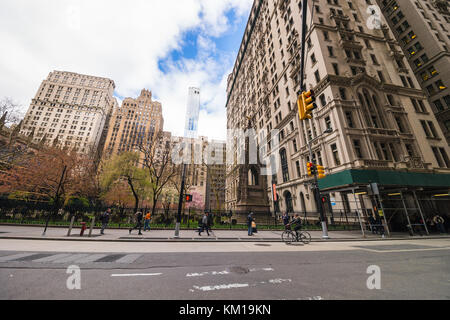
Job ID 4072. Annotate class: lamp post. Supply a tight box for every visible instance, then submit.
[307,128,332,239]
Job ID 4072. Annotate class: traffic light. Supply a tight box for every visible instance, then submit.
[185,194,193,202]
[307,162,317,176]
[303,90,317,120]
[316,164,326,179]
[297,93,306,121]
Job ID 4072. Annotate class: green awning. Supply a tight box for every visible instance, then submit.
[318,169,450,190]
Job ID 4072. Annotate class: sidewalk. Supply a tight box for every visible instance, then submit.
[1,224,449,242]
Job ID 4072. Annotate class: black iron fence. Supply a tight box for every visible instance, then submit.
[0,198,362,230]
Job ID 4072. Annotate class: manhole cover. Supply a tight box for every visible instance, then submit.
[228,266,250,274]
[254,244,272,247]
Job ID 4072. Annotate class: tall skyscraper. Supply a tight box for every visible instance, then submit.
[226,0,450,229]
[184,87,200,139]
[20,70,117,154]
[376,0,450,143]
[103,89,164,156]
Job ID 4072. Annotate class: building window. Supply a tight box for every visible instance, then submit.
[331,143,341,166]
[280,148,290,183]
[353,140,363,158]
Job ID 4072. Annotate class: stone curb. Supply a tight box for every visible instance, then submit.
[1,235,449,243]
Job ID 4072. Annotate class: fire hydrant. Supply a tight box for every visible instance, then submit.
[80,222,87,236]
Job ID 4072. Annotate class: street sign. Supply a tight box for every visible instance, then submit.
[330,197,336,206]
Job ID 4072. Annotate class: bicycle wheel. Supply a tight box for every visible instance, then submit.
[299,231,311,244]
[282,231,295,244]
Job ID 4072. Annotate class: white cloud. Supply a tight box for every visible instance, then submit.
[0,0,253,140]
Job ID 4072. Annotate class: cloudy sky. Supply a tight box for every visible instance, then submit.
[0,0,254,140]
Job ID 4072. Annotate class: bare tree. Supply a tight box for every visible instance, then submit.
[137,131,178,217]
[0,97,24,126]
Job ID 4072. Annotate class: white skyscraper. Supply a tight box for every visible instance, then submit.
[184,87,200,139]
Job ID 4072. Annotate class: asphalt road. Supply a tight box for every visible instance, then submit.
[1,239,449,300]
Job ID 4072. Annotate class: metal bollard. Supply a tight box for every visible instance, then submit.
[88,217,95,237]
[67,216,75,237]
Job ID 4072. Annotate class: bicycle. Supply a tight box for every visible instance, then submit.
[281,225,311,244]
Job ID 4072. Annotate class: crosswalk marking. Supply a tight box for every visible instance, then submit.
[51,254,90,263]
[0,253,37,262]
[0,252,142,264]
[75,254,108,264]
[115,254,142,264]
[33,253,73,263]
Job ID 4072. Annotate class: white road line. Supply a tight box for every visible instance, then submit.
[115,254,142,264]
[190,278,292,292]
[186,271,230,277]
[75,254,108,263]
[33,253,72,263]
[356,247,450,253]
[111,273,163,277]
[192,283,250,291]
[186,267,274,277]
[52,254,90,263]
[0,253,37,262]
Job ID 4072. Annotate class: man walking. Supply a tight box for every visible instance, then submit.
[100,208,111,235]
[199,212,210,236]
[129,211,143,235]
[282,212,290,227]
[247,212,254,236]
[144,211,151,231]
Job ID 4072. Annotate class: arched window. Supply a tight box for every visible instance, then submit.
[248,167,259,186]
[299,192,306,214]
[284,191,293,213]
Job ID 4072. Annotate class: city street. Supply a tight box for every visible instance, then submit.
[1,238,449,300]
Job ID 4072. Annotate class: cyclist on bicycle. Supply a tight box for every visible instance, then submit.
[287,213,302,240]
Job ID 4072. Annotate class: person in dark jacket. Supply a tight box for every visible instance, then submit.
[247,212,254,236]
[199,213,210,236]
[129,211,143,235]
[100,208,111,235]
[282,212,290,227]
[368,214,377,234]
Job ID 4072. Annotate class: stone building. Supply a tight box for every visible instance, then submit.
[376,0,450,144]
[19,71,117,156]
[103,89,164,157]
[225,0,450,232]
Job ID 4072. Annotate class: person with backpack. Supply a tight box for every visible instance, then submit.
[100,208,111,235]
[129,211,143,235]
[247,212,254,236]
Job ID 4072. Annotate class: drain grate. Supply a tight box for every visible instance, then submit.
[254,244,272,247]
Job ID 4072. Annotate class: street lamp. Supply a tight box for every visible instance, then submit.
[307,129,332,240]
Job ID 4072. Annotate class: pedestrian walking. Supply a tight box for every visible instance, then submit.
[368,214,377,234]
[129,211,144,235]
[198,212,210,236]
[251,218,257,234]
[433,214,446,234]
[282,212,290,227]
[144,211,151,231]
[247,212,254,236]
[207,212,214,235]
[375,215,385,236]
[100,208,111,235]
